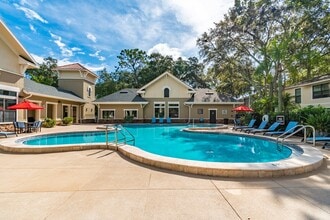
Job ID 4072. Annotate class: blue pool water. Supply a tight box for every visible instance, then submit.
[23,124,292,163]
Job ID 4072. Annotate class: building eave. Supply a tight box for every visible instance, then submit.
[94,101,149,105]
[23,91,86,103]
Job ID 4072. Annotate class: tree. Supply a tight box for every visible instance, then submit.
[172,57,207,88]
[26,57,58,87]
[197,0,330,114]
[141,53,174,84]
[95,68,117,98]
[115,49,148,88]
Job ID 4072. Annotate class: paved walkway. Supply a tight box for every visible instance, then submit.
[0,125,329,219]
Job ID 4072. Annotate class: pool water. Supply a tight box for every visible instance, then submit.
[23,124,292,163]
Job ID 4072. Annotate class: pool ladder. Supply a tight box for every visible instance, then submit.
[114,124,135,146]
[102,124,135,148]
[276,125,315,150]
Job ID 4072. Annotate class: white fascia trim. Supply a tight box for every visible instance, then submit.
[26,91,85,103]
[184,102,244,105]
[0,83,20,92]
[93,102,149,105]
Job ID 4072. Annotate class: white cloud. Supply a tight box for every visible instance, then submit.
[86,32,97,43]
[29,24,36,33]
[19,0,40,8]
[14,3,48,23]
[31,53,44,64]
[148,43,183,60]
[161,0,233,34]
[49,32,73,57]
[89,50,105,61]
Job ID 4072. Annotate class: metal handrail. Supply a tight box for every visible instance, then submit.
[115,124,135,145]
[276,124,315,147]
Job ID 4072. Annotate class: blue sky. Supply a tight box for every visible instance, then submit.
[0,0,234,72]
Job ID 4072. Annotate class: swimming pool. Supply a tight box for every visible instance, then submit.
[23,124,293,163]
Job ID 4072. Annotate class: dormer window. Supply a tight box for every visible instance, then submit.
[164,88,169,98]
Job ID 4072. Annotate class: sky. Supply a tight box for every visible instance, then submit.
[0,0,234,72]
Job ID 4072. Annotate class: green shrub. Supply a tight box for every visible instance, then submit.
[43,118,56,128]
[306,112,330,134]
[62,117,73,125]
[124,115,134,123]
[290,105,330,134]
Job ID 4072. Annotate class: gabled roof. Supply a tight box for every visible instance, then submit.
[23,78,85,102]
[94,89,148,104]
[185,89,242,104]
[137,71,195,93]
[54,63,98,78]
[0,20,37,69]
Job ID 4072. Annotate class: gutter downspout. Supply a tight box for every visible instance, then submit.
[184,103,193,123]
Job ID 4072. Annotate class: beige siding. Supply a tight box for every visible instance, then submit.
[58,79,84,98]
[0,71,24,88]
[0,38,21,75]
[286,81,330,108]
[82,103,96,120]
[143,75,191,99]
[98,104,144,119]
[143,98,190,119]
[190,104,235,120]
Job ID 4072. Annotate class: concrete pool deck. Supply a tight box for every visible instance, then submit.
[0,124,329,219]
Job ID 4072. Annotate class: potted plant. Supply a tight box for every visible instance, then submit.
[43,118,56,128]
[62,117,73,126]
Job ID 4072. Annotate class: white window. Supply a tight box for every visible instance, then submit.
[168,102,179,118]
[154,102,165,118]
[0,86,18,123]
[124,109,138,119]
[102,110,115,119]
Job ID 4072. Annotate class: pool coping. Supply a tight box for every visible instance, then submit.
[0,128,324,178]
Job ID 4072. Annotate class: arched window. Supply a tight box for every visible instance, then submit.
[87,86,92,97]
[164,88,169,97]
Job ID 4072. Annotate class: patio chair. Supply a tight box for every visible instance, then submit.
[233,119,256,131]
[151,117,156,123]
[166,117,171,123]
[249,122,281,135]
[30,121,43,132]
[159,118,164,123]
[242,120,268,133]
[13,121,26,134]
[264,121,299,136]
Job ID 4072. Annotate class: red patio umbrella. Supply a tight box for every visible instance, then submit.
[232,105,253,112]
[8,100,43,110]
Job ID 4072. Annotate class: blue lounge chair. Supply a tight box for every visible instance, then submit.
[166,117,171,123]
[243,120,268,133]
[151,117,156,123]
[264,121,298,136]
[306,136,330,149]
[159,118,164,123]
[234,119,256,131]
[249,122,281,134]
